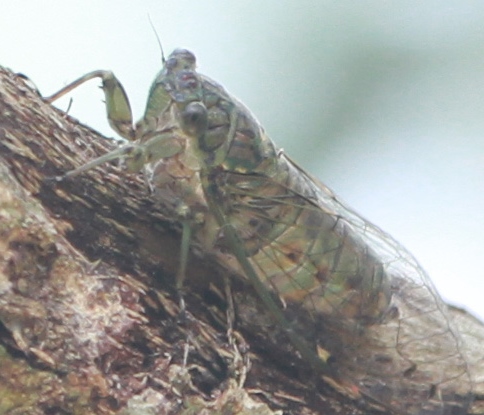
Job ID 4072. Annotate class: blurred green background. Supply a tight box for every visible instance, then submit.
[1,1,483,318]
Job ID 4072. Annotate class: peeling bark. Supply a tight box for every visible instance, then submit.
[0,67,482,415]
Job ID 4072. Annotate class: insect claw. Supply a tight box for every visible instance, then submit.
[44,175,65,183]
[178,293,186,314]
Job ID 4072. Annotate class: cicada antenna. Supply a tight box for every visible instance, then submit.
[147,14,165,64]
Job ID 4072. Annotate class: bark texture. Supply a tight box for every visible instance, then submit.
[0,67,483,415]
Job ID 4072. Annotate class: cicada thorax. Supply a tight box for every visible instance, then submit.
[190,86,394,325]
[129,50,208,229]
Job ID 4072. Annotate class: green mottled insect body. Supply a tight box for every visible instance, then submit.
[46,48,473,415]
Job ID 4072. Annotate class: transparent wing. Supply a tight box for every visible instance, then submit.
[216,149,473,415]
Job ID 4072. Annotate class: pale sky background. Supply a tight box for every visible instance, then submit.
[1,2,483,320]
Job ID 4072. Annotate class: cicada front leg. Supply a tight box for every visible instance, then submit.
[45,69,203,314]
[45,70,135,140]
[45,71,185,180]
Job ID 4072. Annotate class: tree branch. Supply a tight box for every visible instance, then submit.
[0,67,482,415]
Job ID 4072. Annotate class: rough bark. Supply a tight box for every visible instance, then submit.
[0,67,482,415]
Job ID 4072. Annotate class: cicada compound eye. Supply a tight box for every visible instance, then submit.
[181,101,208,137]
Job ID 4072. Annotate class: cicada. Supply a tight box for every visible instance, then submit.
[46,48,473,415]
